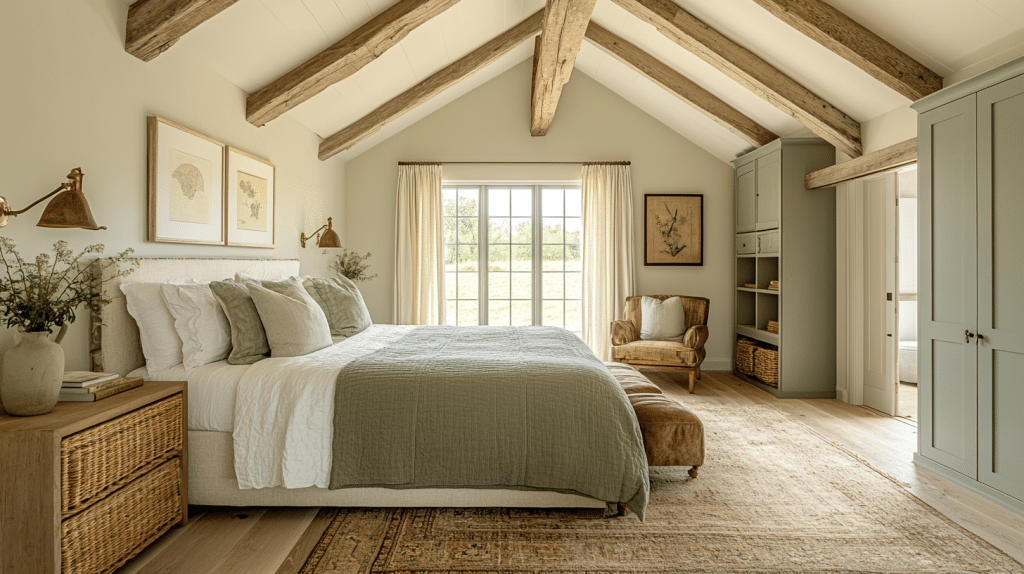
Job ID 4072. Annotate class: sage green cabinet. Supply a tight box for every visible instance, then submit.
[913,54,1024,514]
[732,138,836,398]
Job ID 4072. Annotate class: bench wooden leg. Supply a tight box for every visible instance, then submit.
[688,466,699,479]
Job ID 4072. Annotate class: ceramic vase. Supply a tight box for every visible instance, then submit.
[1,331,65,416]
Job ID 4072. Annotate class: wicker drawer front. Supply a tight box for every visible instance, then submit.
[61,394,183,516]
[61,458,182,574]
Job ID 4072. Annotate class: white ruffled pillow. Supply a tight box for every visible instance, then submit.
[160,283,232,370]
[121,280,192,375]
[640,296,686,343]
[248,280,332,357]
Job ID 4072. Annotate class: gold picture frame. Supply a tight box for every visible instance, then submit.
[147,116,226,245]
[225,147,275,248]
[644,194,703,266]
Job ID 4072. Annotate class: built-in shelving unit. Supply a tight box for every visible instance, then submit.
[732,138,837,398]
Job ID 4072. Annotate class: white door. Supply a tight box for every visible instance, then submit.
[862,175,898,415]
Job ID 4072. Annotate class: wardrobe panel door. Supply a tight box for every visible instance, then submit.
[977,75,1024,501]
[737,163,756,233]
[918,96,978,478]
[755,151,781,231]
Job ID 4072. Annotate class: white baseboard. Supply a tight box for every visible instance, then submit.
[702,359,733,372]
[836,388,849,403]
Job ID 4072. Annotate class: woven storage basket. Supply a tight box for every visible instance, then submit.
[61,394,183,516]
[754,347,779,387]
[735,339,756,375]
[61,458,182,574]
[767,320,779,334]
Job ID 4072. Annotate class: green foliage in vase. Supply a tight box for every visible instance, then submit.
[0,238,139,333]
[330,246,378,282]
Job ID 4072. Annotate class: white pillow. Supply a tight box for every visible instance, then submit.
[640,296,686,343]
[121,281,189,374]
[159,283,232,370]
[248,280,332,358]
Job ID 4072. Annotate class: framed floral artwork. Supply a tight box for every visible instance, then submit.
[225,147,275,248]
[147,116,226,244]
[644,194,703,266]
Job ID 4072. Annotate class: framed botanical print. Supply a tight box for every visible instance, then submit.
[147,116,226,244]
[225,147,275,248]
[644,194,703,266]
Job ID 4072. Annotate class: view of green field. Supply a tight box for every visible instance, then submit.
[443,186,582,335]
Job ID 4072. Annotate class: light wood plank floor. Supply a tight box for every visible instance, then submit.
[117,372,1024,573]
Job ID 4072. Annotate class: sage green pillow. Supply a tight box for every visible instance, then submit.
[302,276,372,337]
[209,280,270,365]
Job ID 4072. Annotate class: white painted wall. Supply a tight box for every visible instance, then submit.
[0,0,345,370]
[344,60,737,370]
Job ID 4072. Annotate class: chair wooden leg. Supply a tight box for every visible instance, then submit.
[687,369,696,393]
[696,366,702,380]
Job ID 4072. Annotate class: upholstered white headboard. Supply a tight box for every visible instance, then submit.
[92,258,300,376]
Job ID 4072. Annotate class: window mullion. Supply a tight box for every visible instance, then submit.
[532,185,542,326]
[479,186,488,325]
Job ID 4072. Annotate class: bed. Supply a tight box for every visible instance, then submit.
[93,258,648,517]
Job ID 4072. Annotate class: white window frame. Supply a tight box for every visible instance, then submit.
[442,181,582,330]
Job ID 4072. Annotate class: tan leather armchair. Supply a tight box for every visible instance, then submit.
[610,295,710,393]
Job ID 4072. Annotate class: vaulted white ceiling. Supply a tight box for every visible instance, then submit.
[121,0,1024,163]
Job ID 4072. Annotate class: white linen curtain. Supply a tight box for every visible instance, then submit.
[581,164,636,360]
[393,164,446,325]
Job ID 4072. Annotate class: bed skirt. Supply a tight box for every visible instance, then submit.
[188,431,606,508]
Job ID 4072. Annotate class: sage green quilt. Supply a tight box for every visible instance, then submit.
[329,326,650,519]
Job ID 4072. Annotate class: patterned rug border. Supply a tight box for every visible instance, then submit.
[297,402,1024,574]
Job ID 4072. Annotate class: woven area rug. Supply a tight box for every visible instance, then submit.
[298,403,1023,573]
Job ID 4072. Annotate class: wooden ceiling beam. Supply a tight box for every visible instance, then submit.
[125,0,242,62]
[805,138,917,189]
[585,21,777,148]
[530,0,599,136]
[319,10,544,160]
[246,0,462,127]
[750,0,942,101]
[612,0,862,157]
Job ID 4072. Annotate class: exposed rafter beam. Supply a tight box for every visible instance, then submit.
[585,21,777,148]
[530,0,598,136]
[612,0,862,157]
[805,138,917,189]
[246,0,462,127]
[125,0,242,62]
[750,0,942,101]
[319,10,544,160]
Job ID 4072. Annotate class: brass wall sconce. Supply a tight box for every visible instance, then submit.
[0,168,105,230]
[300,217,341,248]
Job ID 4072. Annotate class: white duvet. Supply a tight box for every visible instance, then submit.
[230,325,414,489]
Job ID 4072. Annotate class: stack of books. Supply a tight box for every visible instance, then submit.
[768,280,780,290]
[59,372,144,402]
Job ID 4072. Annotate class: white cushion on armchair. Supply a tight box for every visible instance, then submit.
[640,296,686,343]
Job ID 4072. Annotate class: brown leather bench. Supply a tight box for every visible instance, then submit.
[605,362,704,478]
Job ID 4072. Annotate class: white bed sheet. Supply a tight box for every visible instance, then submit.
[233,325,413,490]
[131,334,352,433]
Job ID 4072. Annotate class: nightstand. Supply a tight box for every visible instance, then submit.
[0,381,188,574]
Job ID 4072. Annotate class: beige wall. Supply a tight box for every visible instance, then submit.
[1,0,345,370]
[344,60,736,370]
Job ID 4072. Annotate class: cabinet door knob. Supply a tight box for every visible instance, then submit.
[965,329,975,343]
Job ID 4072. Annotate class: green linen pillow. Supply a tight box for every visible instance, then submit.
[209,280,270,365]
[302,276,372,337]
[248,281,333,357]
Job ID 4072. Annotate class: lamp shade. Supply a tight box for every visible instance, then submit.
[36,188,101,230]
[318,226,341,248]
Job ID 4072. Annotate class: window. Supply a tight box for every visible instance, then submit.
[443,184,582,337]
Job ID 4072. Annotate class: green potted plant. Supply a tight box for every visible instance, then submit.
[0,239,137,415]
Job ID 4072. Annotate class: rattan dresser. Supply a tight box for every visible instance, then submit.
[0,380,187,574]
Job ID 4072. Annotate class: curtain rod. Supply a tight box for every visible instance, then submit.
[397,161,631,166]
